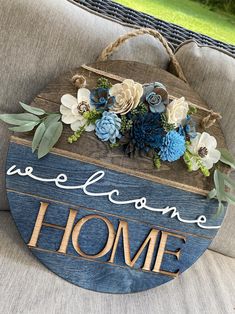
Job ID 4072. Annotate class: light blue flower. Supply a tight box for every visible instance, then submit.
[95,111,121,144]
[143,82,169,113]
[159,130,186,162]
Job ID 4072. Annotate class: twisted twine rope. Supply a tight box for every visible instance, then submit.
[97,28,187,83]
[72,28,222,129]
[201,110,222,129]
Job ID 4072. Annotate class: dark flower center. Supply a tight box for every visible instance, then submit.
[198,147,208,158]
[78,101,90,113]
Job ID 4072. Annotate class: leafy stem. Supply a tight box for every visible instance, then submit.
[67,109,102,144]
[68,124,87,144]
[208,148,235,215]
[0,102,63,158]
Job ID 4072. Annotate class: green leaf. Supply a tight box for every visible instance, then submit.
[38,121,63,159]
[208,188,217,199]
[0,113,40,125]
[217,202,225,216]
[19,102,45,116]
[219,148,235,169]
[8,121,39,132]
[44,114,61,127]
[213,170,226,202]
[224,192,235,205]
[32,122,46,153]
[220,172,235,190]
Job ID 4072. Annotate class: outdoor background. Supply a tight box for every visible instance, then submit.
[115,0,235,44]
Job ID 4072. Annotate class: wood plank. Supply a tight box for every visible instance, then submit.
[6,60,228,293]
[11,60,227,194]
[8,190,211,293]
[6,143,224,238]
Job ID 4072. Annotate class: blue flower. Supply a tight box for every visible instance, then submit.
[95,111,121,144]
[131,112,165,152]
[179,115,197,140]
[90,88,115,111]
[159,130,186,162]
[143,82,169,113]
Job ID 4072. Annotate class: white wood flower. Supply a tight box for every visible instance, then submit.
[60,88,95,131]
[188,132,221,170]
[109,79,143,115]
[166,97,189,127]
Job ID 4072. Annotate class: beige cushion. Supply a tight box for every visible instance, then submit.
[0,211,234,314]
[175,40,235,257]
[0,0,170,210]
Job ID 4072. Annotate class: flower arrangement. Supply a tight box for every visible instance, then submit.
[1,76,235,214]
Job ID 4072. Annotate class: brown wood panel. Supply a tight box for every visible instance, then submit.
[12,60,227,194]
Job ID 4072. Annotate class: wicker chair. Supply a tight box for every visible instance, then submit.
[76,0,235,55]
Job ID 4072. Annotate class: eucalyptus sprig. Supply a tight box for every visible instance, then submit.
[208,149,235,214]
[219,148,235,169]
[209,169,235,214]
[0,102,63,159]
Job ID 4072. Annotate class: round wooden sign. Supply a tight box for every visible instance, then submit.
[6,61,226,293]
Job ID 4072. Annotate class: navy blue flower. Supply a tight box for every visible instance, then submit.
[131,112,165,152]
[95,111,121,144]
[159,130,186,162]
[143,82,169,113]
[90,88,115,111]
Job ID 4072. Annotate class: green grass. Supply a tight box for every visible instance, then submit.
[115,0,235,44]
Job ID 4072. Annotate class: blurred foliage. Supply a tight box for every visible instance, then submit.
[195,0,235,14]
[116,0,235,44]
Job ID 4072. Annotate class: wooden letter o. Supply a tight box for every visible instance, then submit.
[72,215,115,258]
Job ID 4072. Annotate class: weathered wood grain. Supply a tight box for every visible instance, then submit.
[7,175,213,293]
[6,61,227,293]
[7,143,224,238]
[12,60,227,194]
[5,144,217,292]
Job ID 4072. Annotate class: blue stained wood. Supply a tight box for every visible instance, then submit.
[6,142,226,293]
[7,192,211,293]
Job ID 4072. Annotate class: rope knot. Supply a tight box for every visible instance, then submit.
[201,110,222,129]
[71,74,87,89]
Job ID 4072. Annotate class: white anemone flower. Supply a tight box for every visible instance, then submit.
[60,88,95,132]
[188,132,221,170]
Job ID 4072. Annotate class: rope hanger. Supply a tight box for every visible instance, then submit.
[74,28,222,129]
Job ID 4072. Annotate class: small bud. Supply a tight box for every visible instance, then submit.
[83,111,90,119]
[68,137,73,144]
[153,154,161,169]
[72,135,77,141]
